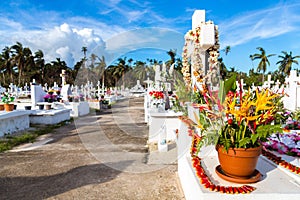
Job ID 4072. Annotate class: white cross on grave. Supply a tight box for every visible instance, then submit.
[9,83,14,93]
[60,70,67,86]
[97,81,101,97]
[191,10,216,89]
[273,79,281,91]
[263,74,274,88]
[44,83,48,91]
[285,70,299,88]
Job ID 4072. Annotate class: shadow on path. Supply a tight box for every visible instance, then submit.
[0,160,133,200]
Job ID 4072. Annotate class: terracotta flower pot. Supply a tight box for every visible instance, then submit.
[45,104,51,110]
[216,145,262,177]
[4,104,14,112]
[0,104,4,111]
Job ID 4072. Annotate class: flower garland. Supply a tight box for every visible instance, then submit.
[179,116,256,194]
[181,21,220,91]
[262,148,300,174]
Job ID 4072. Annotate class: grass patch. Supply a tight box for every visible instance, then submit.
[0,119,73,153]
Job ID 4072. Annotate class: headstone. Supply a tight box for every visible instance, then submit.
[61,84,72,101]
[162,62,167,82]
[44,83,48,91]
[155,64,161,82]
[53,82,59,91]
[31,85,46,105]
[97,81,101,98]
[283,70,300,111]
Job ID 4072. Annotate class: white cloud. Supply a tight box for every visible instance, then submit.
[105,27,184,65]
[219,2,300,48]
[20,23,107,67]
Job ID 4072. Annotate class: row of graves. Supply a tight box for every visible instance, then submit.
[144,10,300,200]
[0,69,132,137]
[144,62,183,152]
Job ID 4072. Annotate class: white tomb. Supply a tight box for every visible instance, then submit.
[63,102,90,117]
[29,109,71,125]
[148,110,183,144]
[0,110,30,136]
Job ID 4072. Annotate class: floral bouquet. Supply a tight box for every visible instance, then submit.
[149,91,164,99]
[191,75,283,152]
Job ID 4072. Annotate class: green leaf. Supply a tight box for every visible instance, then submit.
[218,74,237,103]
[239,138,251,147]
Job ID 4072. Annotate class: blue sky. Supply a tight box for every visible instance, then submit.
[1,0,300,73]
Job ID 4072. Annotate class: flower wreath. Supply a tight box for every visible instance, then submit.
[181,21,220,91]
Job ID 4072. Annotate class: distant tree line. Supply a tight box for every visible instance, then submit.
[1,42,300,90]
[220,46,300,87]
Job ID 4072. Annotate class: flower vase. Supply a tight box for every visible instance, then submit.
[38,105,44,110]
[25,106,32,110]
[45,104,51,110]
[4,104,14,112]
[215,145,262,183]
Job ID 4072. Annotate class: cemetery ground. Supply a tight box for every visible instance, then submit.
[0,97,185,200]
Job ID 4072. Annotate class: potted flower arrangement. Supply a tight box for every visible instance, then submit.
[1,92,15,112]
[191,75,283,182]
[149,91,164,99]
[44,90,55,103]
[149,91,164,109]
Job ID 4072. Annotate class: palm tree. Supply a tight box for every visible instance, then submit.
[218,58,227,80]
[250,47,275,83]
[0,46,14,85]
[34,50,45,84]
[133,61,147,81]
[223,46,231,55]
[166,49,176,70]
[95,56,106,88]
[81,46,87,59]
[276,51,300,76]
[11,42,34,85]
[49,58,68,85]
[113,57,132,88]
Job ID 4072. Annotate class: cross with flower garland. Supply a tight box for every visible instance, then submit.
[182,10,220,92]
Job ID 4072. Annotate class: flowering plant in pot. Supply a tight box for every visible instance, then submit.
[191,75,283,180]
[44,93,54,103]
[1,92,15,111]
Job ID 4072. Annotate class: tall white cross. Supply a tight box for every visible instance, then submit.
[191,10,216,87]
[60,70,67,86]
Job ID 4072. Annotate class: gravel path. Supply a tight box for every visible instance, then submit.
[0,97,185,200]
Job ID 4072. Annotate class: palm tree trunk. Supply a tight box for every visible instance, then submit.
[18,68,22,86]
[122,72,125,89]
